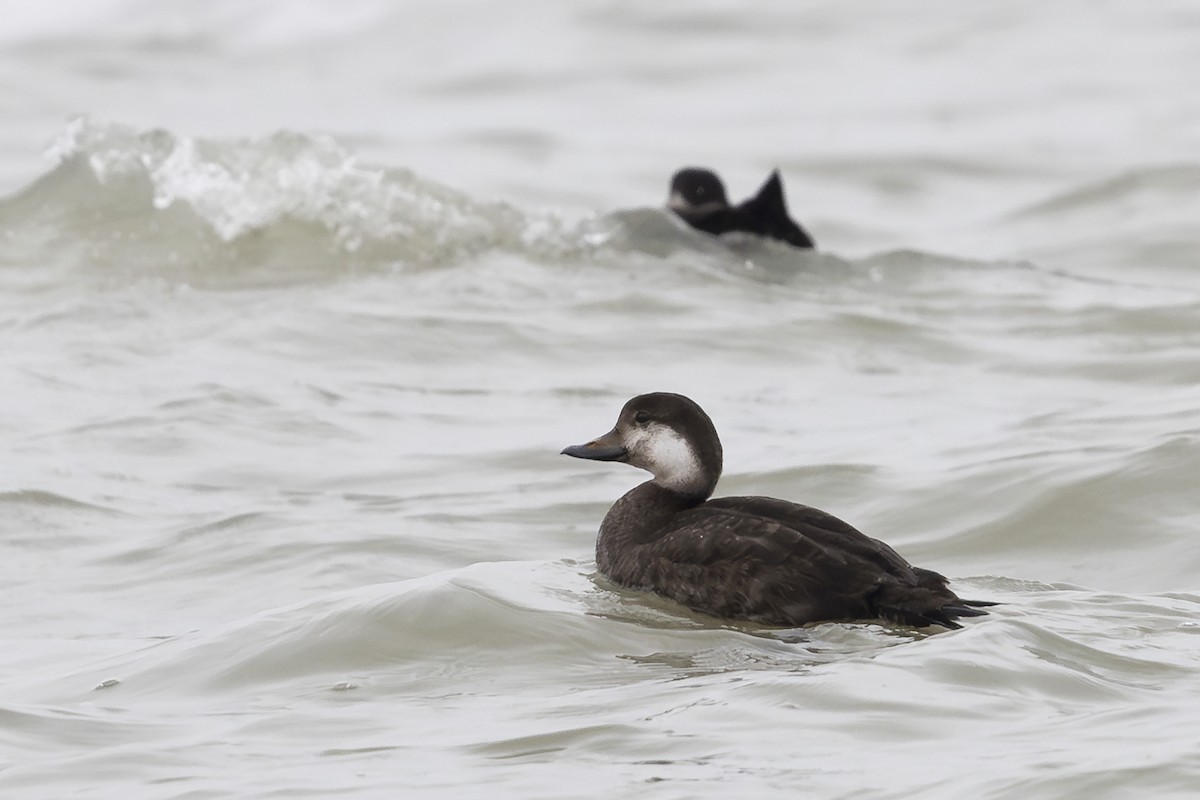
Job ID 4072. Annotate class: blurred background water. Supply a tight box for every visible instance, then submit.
[2,2,1199,798]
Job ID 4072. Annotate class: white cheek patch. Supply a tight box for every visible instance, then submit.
[629,423,703,493]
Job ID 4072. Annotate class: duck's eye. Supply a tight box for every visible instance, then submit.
[633,410,652,425]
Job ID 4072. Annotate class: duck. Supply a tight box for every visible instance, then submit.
[666,167,815,249]
[562,392,990,629]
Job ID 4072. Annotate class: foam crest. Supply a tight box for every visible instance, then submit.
[44,116,531,254]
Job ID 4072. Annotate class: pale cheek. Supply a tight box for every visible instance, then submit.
[642,427,701,487]
[651,438,693,477]
[625,427,652,456]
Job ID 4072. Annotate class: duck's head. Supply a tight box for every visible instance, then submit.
[561,392,724,500]
[666,167,730,215]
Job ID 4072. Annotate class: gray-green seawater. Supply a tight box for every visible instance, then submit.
[2,2,1199,798]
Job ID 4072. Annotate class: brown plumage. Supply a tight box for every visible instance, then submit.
[562,392,990,629]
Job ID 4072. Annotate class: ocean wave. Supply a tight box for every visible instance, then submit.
[8,119,1191,296]
[25,560,1198,724]
[0,117,605,282]
[0,118,843,286]
[18,559,936,703]
[994,164,1200,276]
[1006,164,1200,222]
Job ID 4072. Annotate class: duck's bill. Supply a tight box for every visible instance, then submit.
[561,430,628,461]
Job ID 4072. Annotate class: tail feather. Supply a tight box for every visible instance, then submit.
[880,598,995,631]
[941,605,990,618]
[748,170,790,218]
[883,607,964,630]
[742,170,814,248]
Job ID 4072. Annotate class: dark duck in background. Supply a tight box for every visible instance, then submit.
[562,392,991,629]
[667,167,815,249]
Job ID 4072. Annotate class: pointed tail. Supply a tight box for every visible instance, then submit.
[744,170,815,248]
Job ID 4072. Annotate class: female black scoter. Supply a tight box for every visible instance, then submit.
[562,392,989,629]
[667,167,815,249]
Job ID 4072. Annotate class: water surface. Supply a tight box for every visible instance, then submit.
[2,2,1199,798]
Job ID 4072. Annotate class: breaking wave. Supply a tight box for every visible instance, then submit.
[0,117,669,283]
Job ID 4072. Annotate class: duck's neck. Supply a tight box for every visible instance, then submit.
[595,481,706,575]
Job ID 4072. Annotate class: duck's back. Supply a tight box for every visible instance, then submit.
[601,494,971,628]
